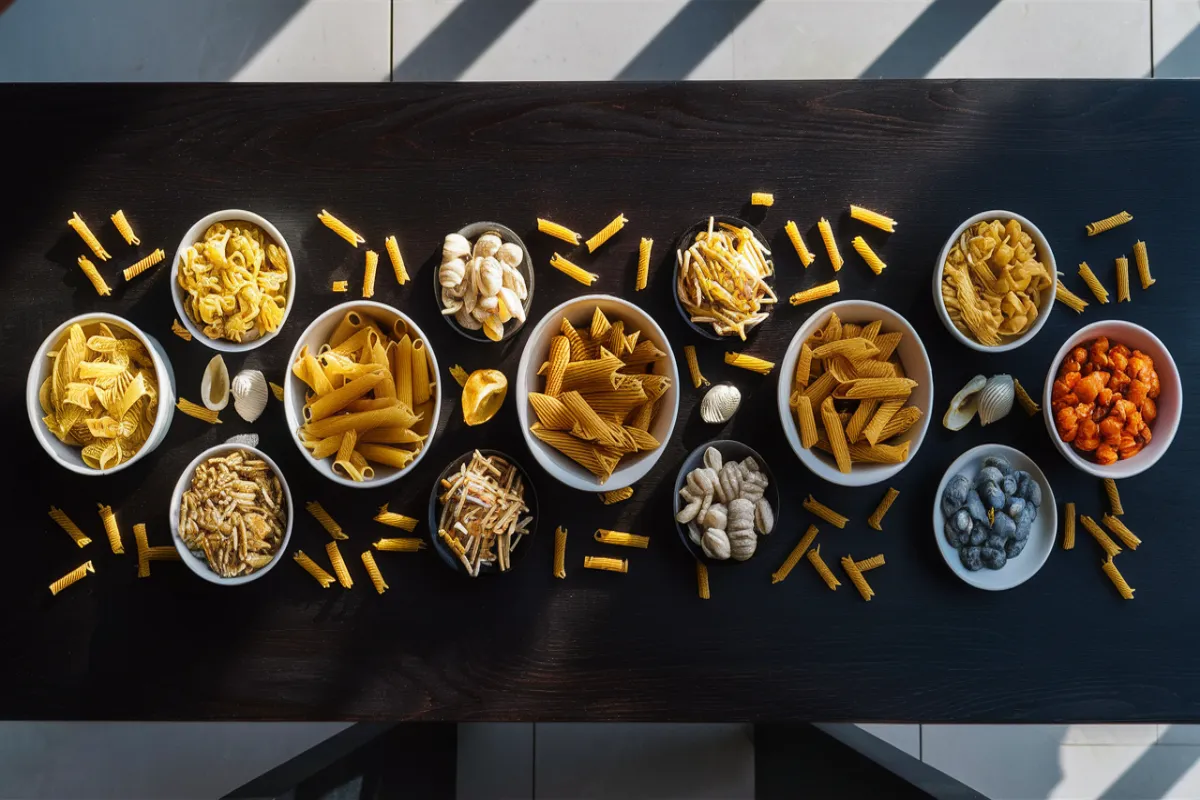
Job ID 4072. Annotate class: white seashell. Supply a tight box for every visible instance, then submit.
[200,354,230,411]
[943,374,986,431]
[478,295,499,312]
[470,305,491,322]
[497,242,523,268]
[701,528,731,560]
[439,257,466,288]
[502,264,528,300]
[443,233,471,263]
[703,446,723,471]
[479,256,503,297]
[225,433,259,447]
[978,374,1015,426]
[473,232,502,259]
[455,306,483,330]
[463,259,479,313]
[496,287,525,324]
[231,369,269,423]
[700,383,741,424]
[441,287,463,315]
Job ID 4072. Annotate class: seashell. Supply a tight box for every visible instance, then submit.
[978,374,1014,426]
[943,374,986,431]
[439,257,466,288]
[443,233,471,263]
[456,306,483,330]
[702,527,731,560]
[231,369,269,423]
[496,287,525,324]
[470,305,491,322]
[482,315,504,342]
[463,258,480,313]
[727,525,756,561]
[676,496,702,524]
[479,256,503,297]
[754,498,775,535]
[478,295,499,312]
[474,232,502,259]
[497,242,523,268]
[703,502,727,531]
[703,446,723,471]
[225,433,259,447]
[200,354,230,411]
[502,264,528,300]
[700,383,741,424]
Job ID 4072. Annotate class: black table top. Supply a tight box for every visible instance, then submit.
[3,81,1196,722]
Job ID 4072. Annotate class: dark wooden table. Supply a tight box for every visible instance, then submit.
[3,82,1196,722]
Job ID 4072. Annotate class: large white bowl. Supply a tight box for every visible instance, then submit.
[284,300,442,488]
[171,209,297,353]
[933,444,1056,591]
[516,294,680,492]
[777,299,933,487]
[932,210,1057,353]
[169,443,293,586]
[27,312,176,475]
[1042,320,1181,479]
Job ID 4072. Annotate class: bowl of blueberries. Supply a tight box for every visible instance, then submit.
[933,444,1057,590]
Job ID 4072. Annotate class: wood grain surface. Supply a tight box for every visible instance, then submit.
[2,82,1196,722]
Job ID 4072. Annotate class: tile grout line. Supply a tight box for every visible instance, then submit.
[1150,0,1155,77]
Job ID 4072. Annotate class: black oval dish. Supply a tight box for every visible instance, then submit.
[672,215,774,341]
[435,221,534,344]
[428,449,539,575]
[673,439,780,565]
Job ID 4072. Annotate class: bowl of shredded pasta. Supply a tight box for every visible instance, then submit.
[171,210,296,353]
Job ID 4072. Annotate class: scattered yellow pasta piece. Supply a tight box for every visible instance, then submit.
[583,555,627,573]
[97,503,123,555]
[537,218,582,246]
[1102,513,1140,550]
[549,253,598,286]
[789,279,841,306]
[176,398,221,424]
[1085,210,1132,236]
[772,524,818,584]
[594,529,649,549]
[68,213,110,260]
[49,560,94,596]
[360,550,388,594]
[145,546,179,562]
[855,554,886,572]
[384,235,409,285]
[1102,556,1134,599]
[317,209,364,246]
[269,381,285,401]
[851,236,886,275]
[332,280,348,292]
[1063,502,1076,550]
[373,537,425,552]
[795,395,819,449]
[807,545,840,590]
[1077,261,1108,304]
[841,555,874,601]
[1103,478,1124,516]
[988,507,996,527]
[171,318,193,341]
[636,237,653,291]
[48,506,91,548]
[1115,256,1131,303]
[373,503,418,531]
[803,495,848,528]
[784,220,814,267]
[306,501,347,540]
[867,488,899,531]
[696,560,710,599]
[1013,379,1039,415]
[294,550,335,588]
[683,345,709,388]
[724,352,774,375]
[110,210,140,246]
[326,541,353,588]
[122,248,165,282]
[134,522,150,577]
[76,256,111,296]
[1133,240,1154,289]
[449,364,470,388]
[849,205,896,233]
[362,249,378,298]
[1080,515,1121,559]
[553,526,567,579]
[750,192,774,207]
[1055,281,1089,314]
[585,213,628,253]
[817,217,842,271]
[598,487,634,505]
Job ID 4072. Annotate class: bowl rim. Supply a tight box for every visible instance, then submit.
[515,292,680,492]
[27,312,175,476]
[426,448,539,576]
[1041,319,1181,478]
[775,299,934,487]
[168,442,294,585]
[435,221,535,344]
[170,209,297,353]
[672,215,774,341]
[932,443,1057,591]
[282,299,442,489]
[931,210,1058,353]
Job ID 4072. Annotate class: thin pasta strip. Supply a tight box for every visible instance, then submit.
[270,381,285,401]
[841,556,874,601]
[804,495,848,528]
[1080,515,1121,558]
[851,236,887,275]
[553,525,567,579]
[384,235,409,284]
[1013,379,1039,415]
[1102,513,1141,550]
[1085,210,1133,236]
[724,352,774,375]
[867,488,899,531]
[294,550,335,588]
[683,345,709,388]
[1077,262,1109,304]
[855,554,886,572]
[807,545,840,590]
[122,248,165,282]
[76,256,112,296]
[585,213,627,253]
[171,319,193,341]
[176,398,221,424]
[784,220,815,267]
[362,249,378,298]
[583,555,627,573]
[1102,556,1134,600]
[1115,256,1131,303]
[48,506,92,548]
[1064,502,1076,550]
[306,501,347,540]
[636,237,653,291]
[750,192,774,207]
[817,217,842,271]
[134,522,150,577]
[110,210,140,246]
[549,253,598,286]
[594,529,650,549]
[1055,281,1089,314]
[598,487,634,505]
[68,213,111,260]
[696,560,710,599]
[317,210,365,246]
[97,503,123,555]
[373,537,425,552]
[789,279,841,306]
[849,205,897,233]
[325,541,353,588]
[537,218,582,246]
[360,550,388,594]
[49,560,94,596]
[1134,240,1154,289]
[449,364,470,388]
[373,503,418,531]
[1103,478,1124,516]
[332,280,348,292]
[771,524,819,584]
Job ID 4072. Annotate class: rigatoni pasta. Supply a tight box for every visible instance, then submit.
[373,537,425,552]
[1103,478,1124,516]
[683,345,709,388]
[97,503,123,554]
[373,503,418,531]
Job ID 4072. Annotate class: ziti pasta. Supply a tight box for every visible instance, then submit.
[676,217,776,339]
[537,218,582,246]
[867,487,899,531]
[122,248,164,282]
[636,237,653,291]
[585,213,627,253]
[1133,240,1154,289]
[1077,262,1109,304]
[76,256,112,296]
[49,560,95,596]
[317,209,364,246]
[817,217,842,271]
[549,253,598,286]
[49,506,92,548]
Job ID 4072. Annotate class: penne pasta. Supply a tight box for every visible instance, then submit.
[1133,240,1154,289]
[1115,256,1130,303]
[583,555,627,573]
[851,236,886,275]
[820,396,851,473]
[362,250,378,298]
[1063,502,1076,550]
[411,339,432,405]
[122,248,165,282]
[724,352,774,375]
[1102,556,1134,599]
[294,550,335,588]
[360,550,389,594]
[374,503,418,531]
[549,253,598,286]
[110,210,140,246]
[784,220,815,267]
[841,555,874,601]
[789,279,841,306]
[1080,515,1121,559]
[817,217,842,271]
[594,529,650,548]
[306,501,347,540]
[68,213,110,260]
[867,487,899,531]
[696,560,710,599]
[636,237,653,291]
[76,256,112,296]
[1103,478,1124,516]
[1055,280,1089,314]
[537,218,582,246]
[49,560,95,596]
[771,524,819,584]
[317,209,365,246]
[326,540,353,588]
[1102,513,1140,550]
[806,545,840,590]
[1085,210,1132,236]
[554,525,568,579]
[804,495,848,528]
[373,537,425,552]
[48,506,92,548]
[97,503,123,554]
[1077,261,1109,304]
[385,235,409,284]
[849,205,897,233]
[585,213,628,253]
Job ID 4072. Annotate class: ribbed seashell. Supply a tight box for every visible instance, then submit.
[462,258,480,313]
[231,369,269,423]
[502,264,528,300]
[943,374,986,431]
[455,306,483,330]
[479,256,503,296]
[441,287,463,315]
[200,354,230,411]
[700,383,741,424]
[496,287,525,324]
[978,374,1015,426]
[473,232,502,259]
[225,433,259,447]
[443,233,470,263]
[703,446,723,471]
[439,257,466,288]
[478,295,499,312]
[497,242,523,268]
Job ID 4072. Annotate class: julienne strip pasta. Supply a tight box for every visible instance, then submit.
[1055,280,1089,314]
[1102,556,1134,599]
[1077,262,1109,304]
[771,524,819,584]
[317,209,365,247]
[68,213,111,261]
[724,352,774,375]
[598,487,634,505]
[553,526,567,579]
[1081,514,1121,558]
[784,220,815,267]
[76,256,112,296]
[585,213,628,253]
[696,560,710,599]
[750,192,774,207]
[789,279,841,306]
[549,253,598,286]
[49,560,95,596]
[362,250,378,298]
[1115,256,1131,303]
[97,503,123,555]
[1103,478,1124,516]
[850,205,897,233]
[171,319,193,341]
[1013,379,1040,415]
[373,537,425,552]
[176,398,221,424]
[594,529,650,549]
[360,551,388,594]
[683,345,709,388]
[49,506,92,548]
[326,540,353,588]
[294,550,335,588]
[867,488,899,531]
[1063,502,1076,550]
[636,238,653,291]
[110,210,140,246]
[332,281,348,293]
[537,218,582,246]
[841,555,874,601]
[1085,210,1133,236]
[817,217,842,271]
[1133,240,1154,289]
[373,503,417,531]
[122,248,165,282]
[384,236,409,285]
[306,501,347,539]
[851,236,887,275]
[803,495,848,528]
[1102,513,1141,550]
[807,545,840,590]
[583,555,628,573]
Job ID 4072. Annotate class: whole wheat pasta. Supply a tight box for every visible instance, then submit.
[373,537,425,552]
[122,248,165,282]
[1081,515,1120,558]
[867,488,899,531]
[849,205,897,233]
[636,237,653,291]
[549,253,598,286]
[326,541,353,588]
[750,192,774,207]
[110,210,140,246]
[134,522,151,577]
[1103,478,1124,516]
[855,554,886,572]
[76,256,111,296]
[97,503,123,554]
[362,250,378,298]
[49,560,95,596]
[360,550,388,594]
[772,524,819,584]
[175,398,221,424]
[1133,240,1154,289]
[804,495,848,528]
[841,556,874,601]
[795,395,819,449]
[817,217,842,271]
[1115,256,1130,303]
[598,487,634,505]
[1102,556,1134,599]
[537,218,582,246]
[585,213,628,253]
[784,220,815,267]
[1085,210,1133,236]
[1064,502,1076,550]
[1102,513,1141,550]
[696,560,710,599]
[851,236,887,275]
[68,213,110,260]
[1077,262,1109,304]
[294,550,335,588]
[306,501,347,540]
[48,506,91,548]
[594,529,650,549]
[171,319,193,341]
[583,555,627,573]
[332,280,348,292]
[683,345,710,388]
[317,210,364,246]
[820,396,851,473]
[807,545,840,590]
[724,352,774,375]
[373,503,418,531]
[1013,379,1040,415]
[789,279,841,306]
[384,235,409,284]
[1055,281,1089,314]
[270,381,285,401]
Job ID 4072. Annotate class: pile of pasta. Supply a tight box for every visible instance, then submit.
[291,310,434,481]
[177,221,289,343]
[788,311,923,472]
[39,322,159,470]
[675,217,776,339]
[528,308,670,482]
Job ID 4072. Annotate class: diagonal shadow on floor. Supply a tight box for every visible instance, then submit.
[1155,22,1200,78]
[616,0,764,81]
[859,0,1002,78]
[391,0,538,81]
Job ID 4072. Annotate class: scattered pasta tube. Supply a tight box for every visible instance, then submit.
[537,218,581,246]
[1133,240,1154,289]
[681,345,708,388]
[306,501,347,540]
[1055,281,1089,314]
[867,488,899,531]
[1077,262,1108,304]
[807,545,840,590]
[360,551,388,594]
[1081,515,1121,558]
[549,253,598,286]
[1102,514,1141,550]
[134,522,150,577]
[784,220,815,267]
[373,537,425,552]
[68,213,110,260]
[772,524,819,584]
[362,250,378,298]
[171,319,193,341]
[1115,256,1131,303]
[294,550,335,588]
[594,529,650,549]
[1102,556,1134,599]
[817,217,842,271]
[598,487,634,505]
[49,560,94,596]
[789,279,841,306]
[585,213,628,253]
[804,495,848,528]
[269,382,285,401]
[373,503,418,531]
[48,506,91,548]
[1064,502,1076,550]
[750,192,774,207]
[317,209,364,246]
[1085,210,1133,237]
[332,280,348,292]
[326,541,353,588]
[145,546,179,561]
[176,398,221,424]
[584,555,627,573]
[97,503,123,555]
[449,364,470,388]
[384,235,409,285]
[76,256,111,296]
[1013,379,1040,415]
[110,210,140,246]
[855,554,886,572]
[122,248,165,282]
[724,352,774,375]
[851,236,886,275]
[1103,478,1124,516]
[850,205,897,233]
[636,237,653,291]
[696,560,710,599]
[553,526,567,579]
[841,556,874,601]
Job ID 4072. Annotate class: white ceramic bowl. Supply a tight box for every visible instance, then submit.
[284,300,442,488]
[1042,320,1181,478]
[777,299,933,487]
[169,443,293,586]
[932,210,1057,353]
[933,444,1056,591]
[516,294,680,492]
[171,209,297,353]
[27,312,176,475]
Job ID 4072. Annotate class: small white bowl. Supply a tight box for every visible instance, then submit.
[169,443,293,586]
[516,294,680,492]
[932,210,1057,353]
[27,312,176,475]
[1042,320,1181,478]
[284,300,442,488]
[171,209,297,353]
[933,444,1056,591]
[777,299,933,487]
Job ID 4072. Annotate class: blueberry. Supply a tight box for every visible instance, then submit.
[960,546,983,571]
[945,526,963,549]
[982,482,1006,511]
[969,523,988,547]
[981,547,1007,570]
[991,512,1016,540]
[986,534,1007,551]
[966,491,989,524]
[1001,475,1018,498]
[976,466,1004,488]
[945,474,971,505]
[950,509,972,534]
[1005,537,1027,559]
[982,455,1013,475]
[1014,504,1037,541]
[941,493,962,519]
[1021,479,1043,508]
[1007,497,1026,519]
[1014,471,1031,496]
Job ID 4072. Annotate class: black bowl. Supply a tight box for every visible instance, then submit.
[672,215,774,341]
[435,221,534,344]
[673,439,780,564]
[427,449,539,575]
